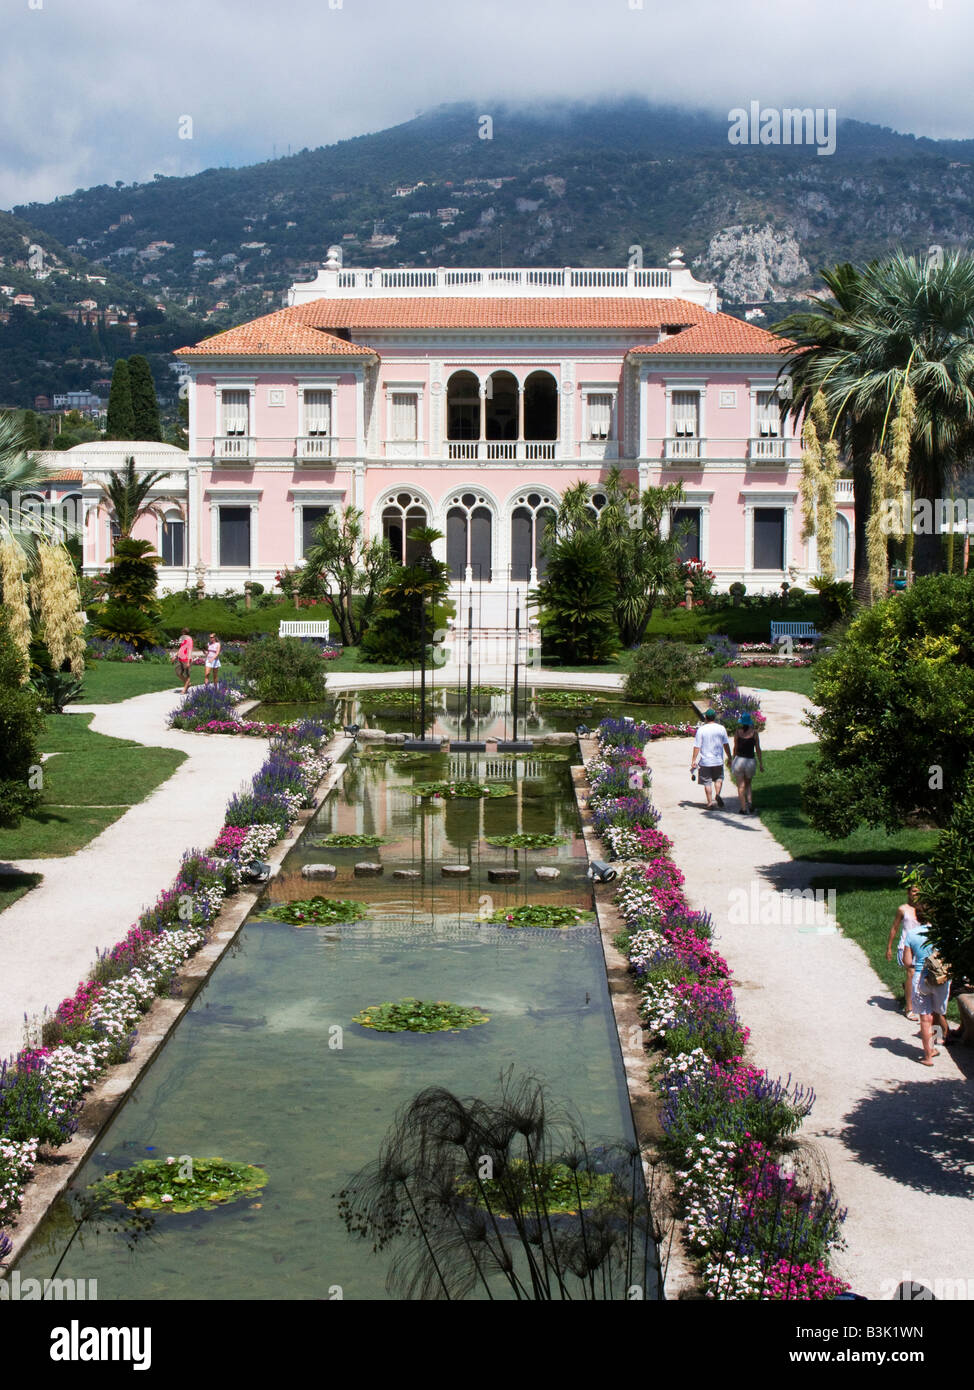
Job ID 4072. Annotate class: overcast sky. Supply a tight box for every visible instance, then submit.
[2,0,970,208]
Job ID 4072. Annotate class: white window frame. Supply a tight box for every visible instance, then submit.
[384,382,424,456]
[289,487,345,562]
[207,488,261,570]
[742,490,797,574]
[157,507,187,568]
[303,388,333,437]
[663,382,706,459]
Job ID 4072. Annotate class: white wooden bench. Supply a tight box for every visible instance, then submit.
[770,621,820,643]
[279,621,332,640]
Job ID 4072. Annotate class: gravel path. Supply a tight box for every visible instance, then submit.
[0,690,268,1062]
[647,686,973,1300]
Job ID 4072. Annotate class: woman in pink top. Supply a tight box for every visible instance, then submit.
[173,628,193,695]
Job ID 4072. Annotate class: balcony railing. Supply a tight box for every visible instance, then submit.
[287,262,719,311]
[214,436,255,462]
[445,440,560,461]
[206,436,355,463]
[297,435,335,461]
[835,478,854,501]
[664,437,702,461]
[749,437,787,462]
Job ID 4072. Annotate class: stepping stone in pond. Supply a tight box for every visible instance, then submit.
[488,868,520,883]
[354,862,384,876]
[393,868,422,880]
[385,733,408,744]
[302,863,337,880]
[534,867,560,881]
[441,864,471,877]
[358,729,387,741]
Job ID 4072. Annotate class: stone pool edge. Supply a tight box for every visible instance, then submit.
[2,733,353,1276]
[573,738,699,1301]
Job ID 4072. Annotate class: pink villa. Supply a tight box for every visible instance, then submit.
[59,252,854,624]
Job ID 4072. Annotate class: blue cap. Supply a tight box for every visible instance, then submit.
[740,713,753,727]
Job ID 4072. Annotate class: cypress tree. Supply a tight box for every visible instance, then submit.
[128,354,162,441]
[106,358,135,439]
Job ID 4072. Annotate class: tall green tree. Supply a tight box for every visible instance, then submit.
[360,528,452,665]
[552,469,688,646]
[128,355,162,441]
[300,506,393,646]
[533,527,618,665]
[106,358,135,439]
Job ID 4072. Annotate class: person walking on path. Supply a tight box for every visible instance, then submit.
[730,712,764,814]
[901,901,956,1066]
[173,628,193,695]
[886,883,921,1022]
[204,633,222,686]
[690,708,731,810]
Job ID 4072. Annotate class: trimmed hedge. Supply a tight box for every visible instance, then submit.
[156,597,332,642]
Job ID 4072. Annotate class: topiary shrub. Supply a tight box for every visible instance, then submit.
[803,573,974,836]
[238,634,326,703]
[624,640,709,703]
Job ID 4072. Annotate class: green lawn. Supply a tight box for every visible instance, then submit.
[0,714,185,860]
[757,743,938,866]
[0,871,42,914]
[811,876,960,1022]
[75,660,207,704]
[709,665,818,698]
[325,645,414,675]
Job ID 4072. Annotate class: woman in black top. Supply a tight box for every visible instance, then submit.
[730,712,764,814]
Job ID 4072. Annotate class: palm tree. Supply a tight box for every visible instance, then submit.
[776,262,876,600]
[778,252,974,595]
[0,414,57,554]
[94,455,176,540]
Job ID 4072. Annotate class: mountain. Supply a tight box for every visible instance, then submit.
[5,99,974,399]
[0,207,209,408]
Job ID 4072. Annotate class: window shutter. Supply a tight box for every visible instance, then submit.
[391,393,418,441]
[222,390,249,436]
[588,393,612,438]
[305,390,332,436]
[757,392,780,437]
[672,392,698,437]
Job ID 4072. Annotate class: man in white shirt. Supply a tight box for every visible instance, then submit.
[690,708,731,810]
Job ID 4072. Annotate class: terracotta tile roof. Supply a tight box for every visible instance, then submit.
[45,468,83,482]
[630,315,794,357]
[176,308,377,357]
[296,296,709,331]
[176,296,713,357]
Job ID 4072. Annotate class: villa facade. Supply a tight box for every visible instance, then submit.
[57,255,855,624]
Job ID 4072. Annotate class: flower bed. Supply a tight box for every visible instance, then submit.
[0,722,333,1255]
[584,718,848,1300]
[704,675,767,734]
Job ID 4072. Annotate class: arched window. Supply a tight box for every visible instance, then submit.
[832,513,850,579]
[160,507,186,567]
[523,371,558,441]
[446,491,492,580]
[510,490,558,580]
[446,371,481,440]
[381,491,428,565]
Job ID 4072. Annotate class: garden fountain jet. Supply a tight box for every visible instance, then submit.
[452,582,486,751]
[496,587,532,753]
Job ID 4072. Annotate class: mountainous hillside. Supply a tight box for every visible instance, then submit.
[0,208,208,408]
[5,100,974,405]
